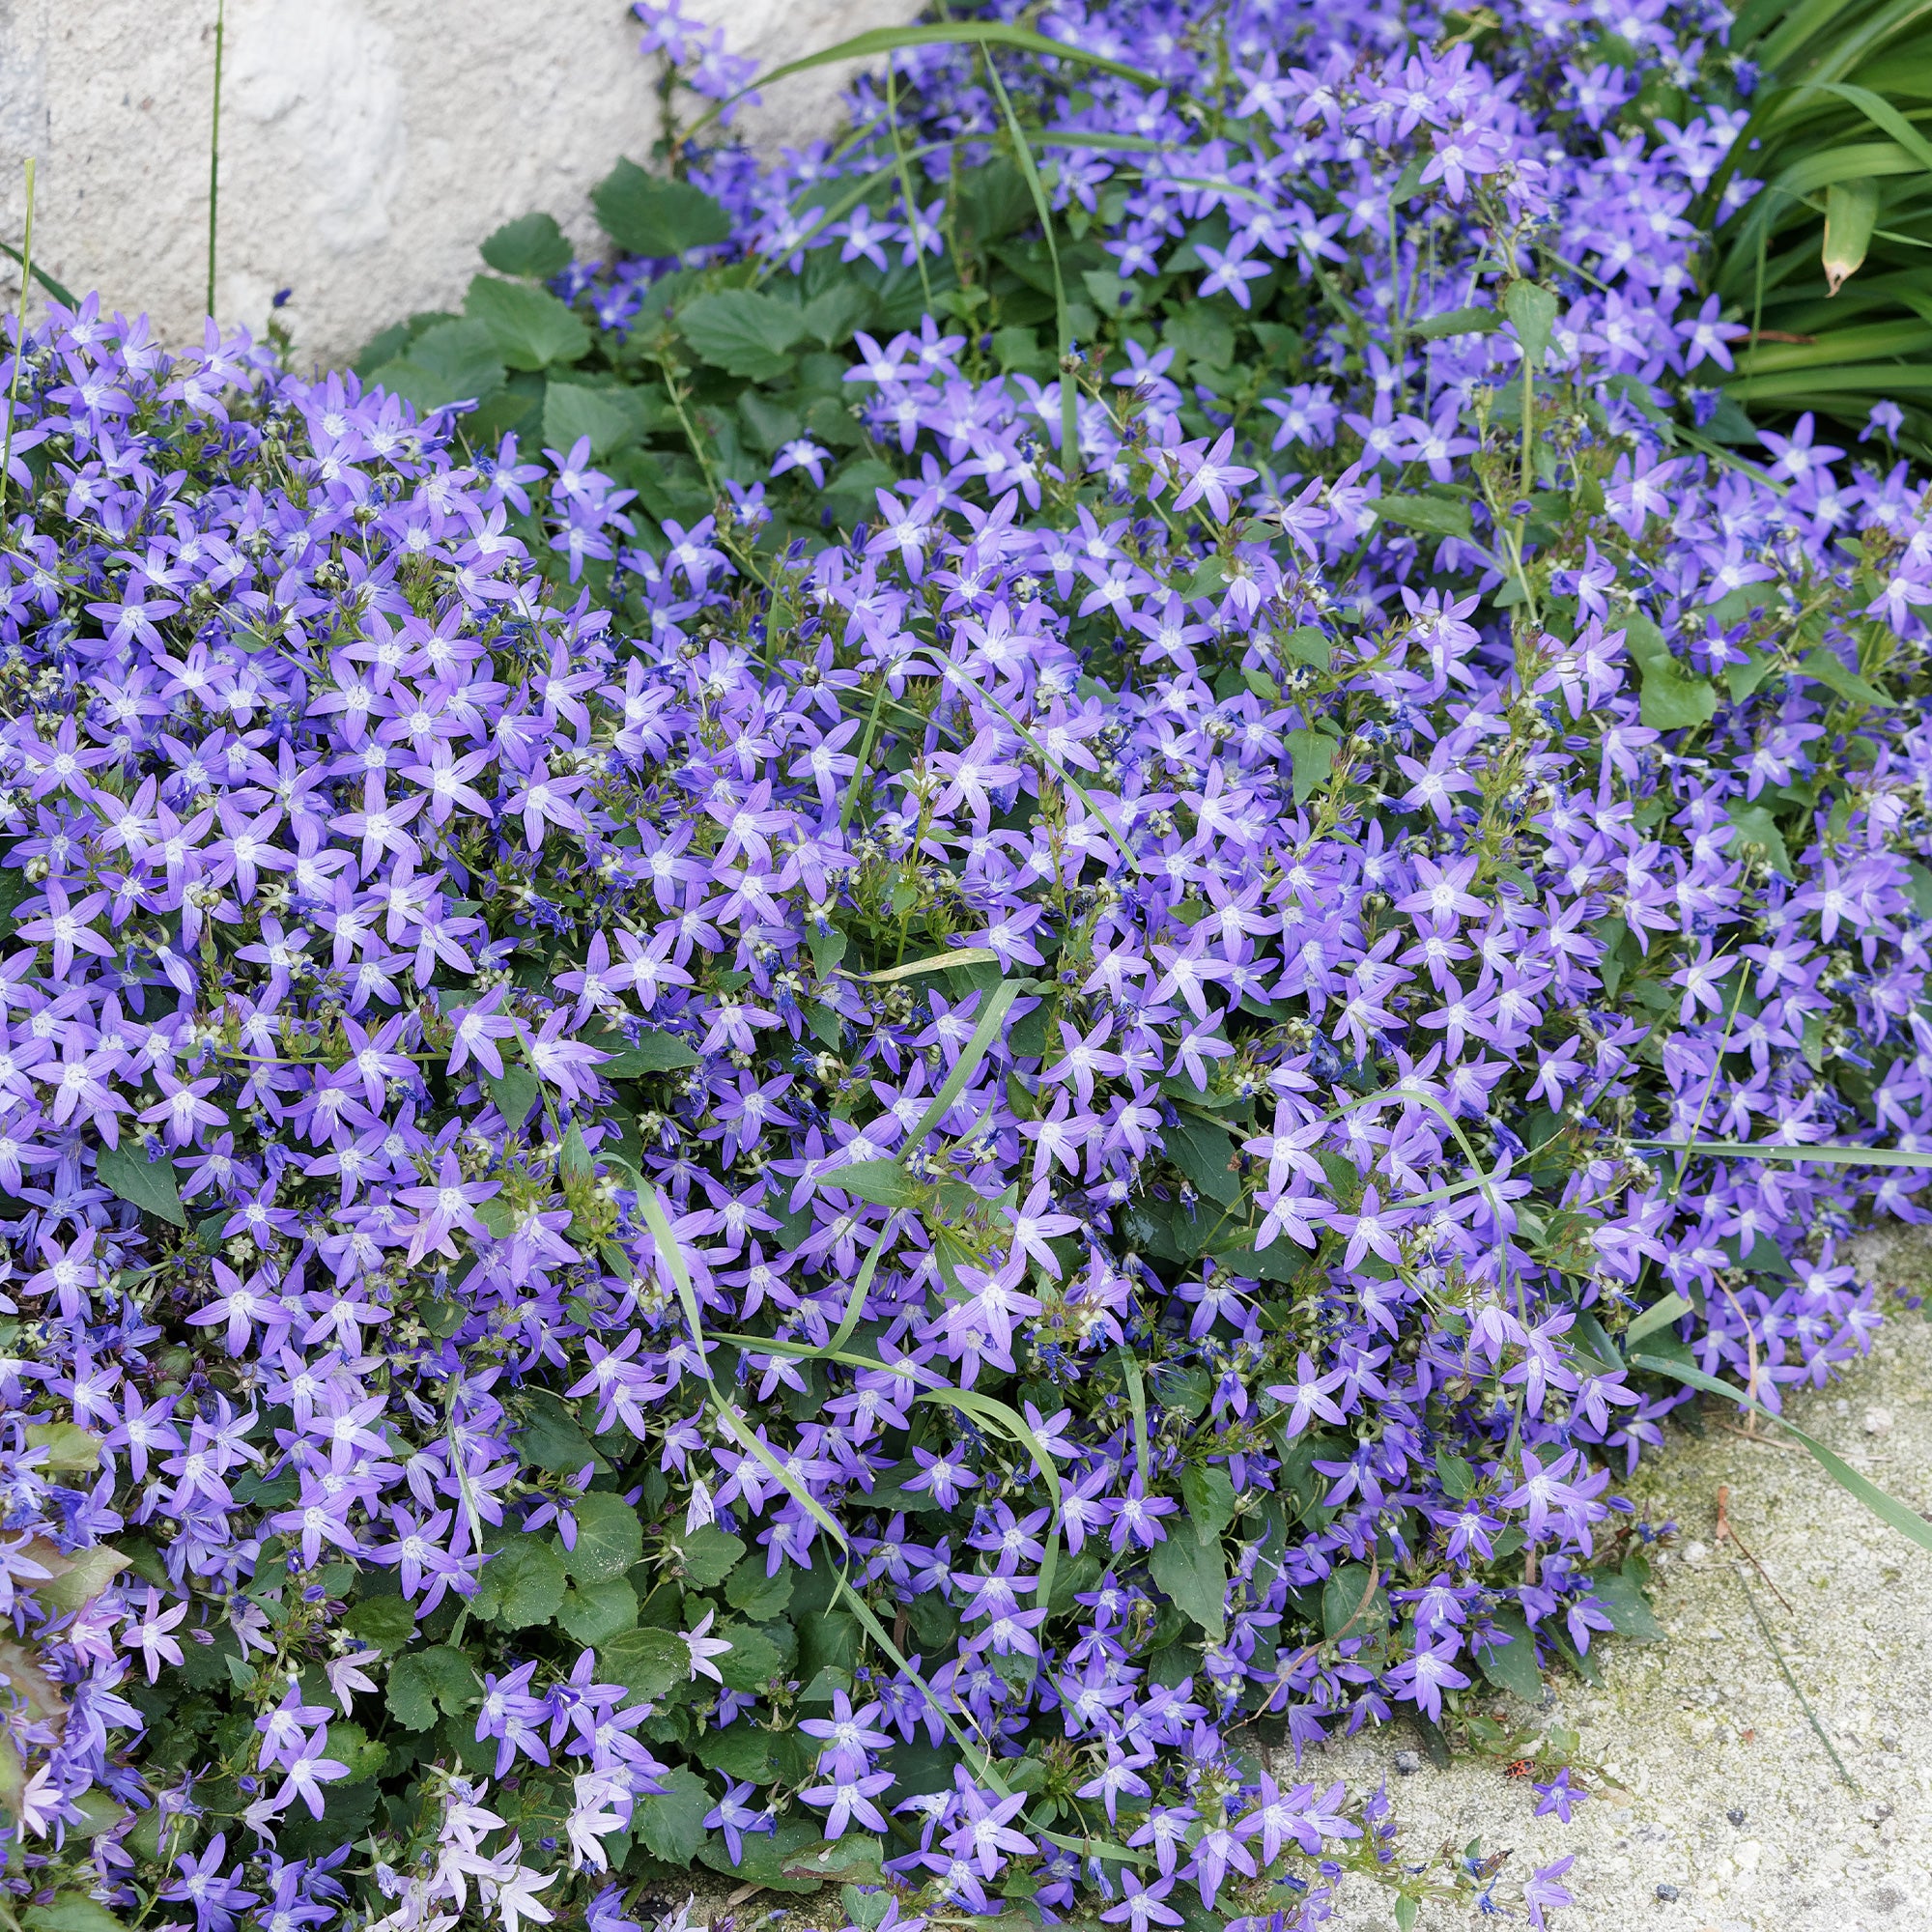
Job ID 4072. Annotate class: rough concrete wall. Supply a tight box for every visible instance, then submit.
[0,0,919,367]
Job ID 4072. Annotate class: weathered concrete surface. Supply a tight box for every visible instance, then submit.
[0,0,917,365]
[1314,1230,1932,1932]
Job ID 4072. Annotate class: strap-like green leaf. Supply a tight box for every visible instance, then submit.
[1631,1353,1932,1554]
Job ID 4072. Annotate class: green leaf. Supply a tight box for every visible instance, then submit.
[1625,614,1719,730]
[1374,493,1473,538]
[1822,177,1880,297]
[1286,728,1336,805]
[673,1523,747,1588]
[1624,1290,1692,1347]
[481,212,573,280]
[1435,1449,1476,1499]
[597,1028,701,1076]
[516,1390,605,1474]
[96,1142,185,1227]
[489,1539,568,1629]
[544,381,648,460]
[465,275,590,371]
[1725,801,1794,879]
[1179,1463,1236,1541]
[343,1595,416,1653]
[1503,278,1560,369]
[726,1558,795,1620]
[679,290,809,381]
[716,1620,791,1692]
[558,1577,639,1645]
[385,1647,475,1731]
[636,1765,713,1864]
[696,1723,775,1782]
[1800,646,1893,709]
[801,282,875,349]
[1164,1113,1240,1207]
[36,1546,128,1614]
[1321,1563,1388,1647]
[1149,1522,1226,1640]
[698,1815,826,1893]
[832,1158,928,1208]
[1163,308,1235,368]
[24,1423,102,1472]
[1279,624,1331,669]
[565,1492,644,1584]
[1413,304,1501,340]
[1472,1607,1542,1700]
[486,1065,540,1128]
[739,388,804,454]
[592,158,732,258]
[367,318,507,410]
[600,1626,690,1703]
[1586,1570,1663,1641]
[25,1895,124,1932]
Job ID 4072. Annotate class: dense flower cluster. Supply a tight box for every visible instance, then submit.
[0,3,1925,1932]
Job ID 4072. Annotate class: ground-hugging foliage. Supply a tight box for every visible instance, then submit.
[1,4,1931,1932]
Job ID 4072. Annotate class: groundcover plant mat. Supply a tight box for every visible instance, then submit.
[0,1,1929,1929]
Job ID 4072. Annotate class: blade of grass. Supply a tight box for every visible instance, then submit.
[0,240,71,310]
[687,22,1163,142]
[208,0,225,318]
[1630,1352,1932,1555]
[1634,1139,1932,1164]
[905,976,1026,1150]
[982,57,1080,480]
[1,158,35,526]
[1727,1552,1861,1792]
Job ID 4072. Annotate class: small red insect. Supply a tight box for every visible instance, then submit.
[1504,1759,1535,1778]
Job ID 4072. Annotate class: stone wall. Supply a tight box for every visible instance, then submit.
[0,0,918,367]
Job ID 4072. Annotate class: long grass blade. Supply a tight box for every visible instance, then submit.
[688,23,1162,142]
[1631,1352,1932,1555]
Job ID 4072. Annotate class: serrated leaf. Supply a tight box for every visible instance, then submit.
[564,1492,643,1585]
[343,1595,416,1653]
[543,381,648,460]
[1287,727,1336,805]
[716,1620,790,1693]
[674,1523,747,1588]
[636,1765,713,1863]
[385,1646,475,1731]
[24,1895,123,1932]
[592,158,732,258]
[1148,1522,1226,1639]
[481,212,574,280]
[801,282,874,349]
[369,318,506,411]
[465,274,590,371]
[600,1625,690,1703]
[678,290,809,381]
[558,1577,639,1645]
[695,1723,775,1782]
[488,1538,568,1629]
[725,1558,794,1620]
[95,1142,185,1227]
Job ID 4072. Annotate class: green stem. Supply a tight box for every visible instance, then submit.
[1,156,35,527]
[208,0,225,318]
